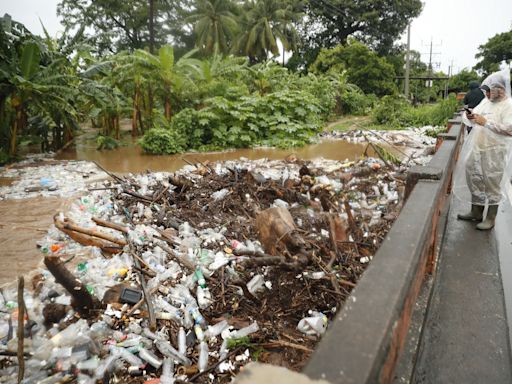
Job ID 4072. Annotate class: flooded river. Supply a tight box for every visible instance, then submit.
[55,136,370,174]
[2,137,371,285]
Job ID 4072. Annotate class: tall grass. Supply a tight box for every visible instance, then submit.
[371,95,458,128]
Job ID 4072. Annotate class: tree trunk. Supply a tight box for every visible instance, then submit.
[63,125,73,145]
[132,89,139,137]
[9,106,23,156]
[115,114,120,139]
[165,97,171,120]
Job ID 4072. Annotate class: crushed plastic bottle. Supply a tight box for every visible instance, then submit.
[246,275,265,295]
[296,310,328,336]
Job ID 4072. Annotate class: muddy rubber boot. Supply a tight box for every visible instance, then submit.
[476,205,498,230]
[457,204,484,221]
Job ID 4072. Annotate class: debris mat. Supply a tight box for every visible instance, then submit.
[0,156,413,383]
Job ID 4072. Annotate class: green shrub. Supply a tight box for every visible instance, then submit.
[371,95,410,126]
[139,127,187,154]
[0,149,10,165]
[339,85,376,115]
[96,135,120,150]
[167,89,323,150]
[287,74,337,120]
[371,95,458,128]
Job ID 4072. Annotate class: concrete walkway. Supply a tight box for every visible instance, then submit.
[412,193,512,383]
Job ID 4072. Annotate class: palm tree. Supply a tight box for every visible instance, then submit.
[235,0,302,63]
[188,0,239,54]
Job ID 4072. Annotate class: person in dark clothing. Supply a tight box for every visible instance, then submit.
[464,81,486,133]
[463,81,485,108]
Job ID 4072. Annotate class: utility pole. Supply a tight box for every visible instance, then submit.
[444,61,453,99]
[404,23,411,100]
[422,38,442,88]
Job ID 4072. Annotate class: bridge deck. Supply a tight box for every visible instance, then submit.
[412,192,512,383]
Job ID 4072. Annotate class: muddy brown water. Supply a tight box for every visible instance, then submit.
[0,197,75,287]
[2,139,370,286]
[55,139,370,173]
[0,177,16,187]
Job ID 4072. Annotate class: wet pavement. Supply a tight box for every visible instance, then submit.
[412,190,512,382]
[496,183,512,354]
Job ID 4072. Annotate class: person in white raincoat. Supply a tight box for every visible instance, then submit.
[456,69,512,230]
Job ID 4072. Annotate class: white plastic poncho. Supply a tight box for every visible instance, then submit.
[454,69,512,206]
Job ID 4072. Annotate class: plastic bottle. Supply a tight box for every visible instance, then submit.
[232,321,259,338]
[51,347,73,359]
[183,308,193,329]
[77,357,100,371]
[109,345,143,366]
[94,354,120,380]
[50,320,89,347]
[246,275,265,295]
[198,342,209,372]
[160,358,175,384]
[187,305,206,327]
[194,268,206,288]
[194,324,205,341]
[197,286,212,309]
[178,327,187,356]
[138,347,162,369]
[219,338,229,360]
[157,298,183,323]
[155,340,191,366]
[77,262,88,274]
[204,320,229,339]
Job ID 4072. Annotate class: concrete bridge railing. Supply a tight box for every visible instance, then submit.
[304,113,465,384]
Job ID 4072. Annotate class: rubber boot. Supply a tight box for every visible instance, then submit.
[476,205,498,230]
[457,204,484,221]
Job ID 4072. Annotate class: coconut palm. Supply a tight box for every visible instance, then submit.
[188,0,239,54]
[235,0,302,63]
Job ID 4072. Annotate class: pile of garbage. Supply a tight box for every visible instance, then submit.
[0,156,108,200]
[319,128,437,165]
[0,156,410,383]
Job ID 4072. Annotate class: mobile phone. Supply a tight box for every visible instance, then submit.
[464,107,472,114]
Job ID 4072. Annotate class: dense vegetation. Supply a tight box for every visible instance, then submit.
[1,1,508,161]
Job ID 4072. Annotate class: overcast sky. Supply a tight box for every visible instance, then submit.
[2,0,512,74]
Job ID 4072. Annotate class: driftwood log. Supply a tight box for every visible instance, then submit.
[44,256,101,317]
[54,214,123,254]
